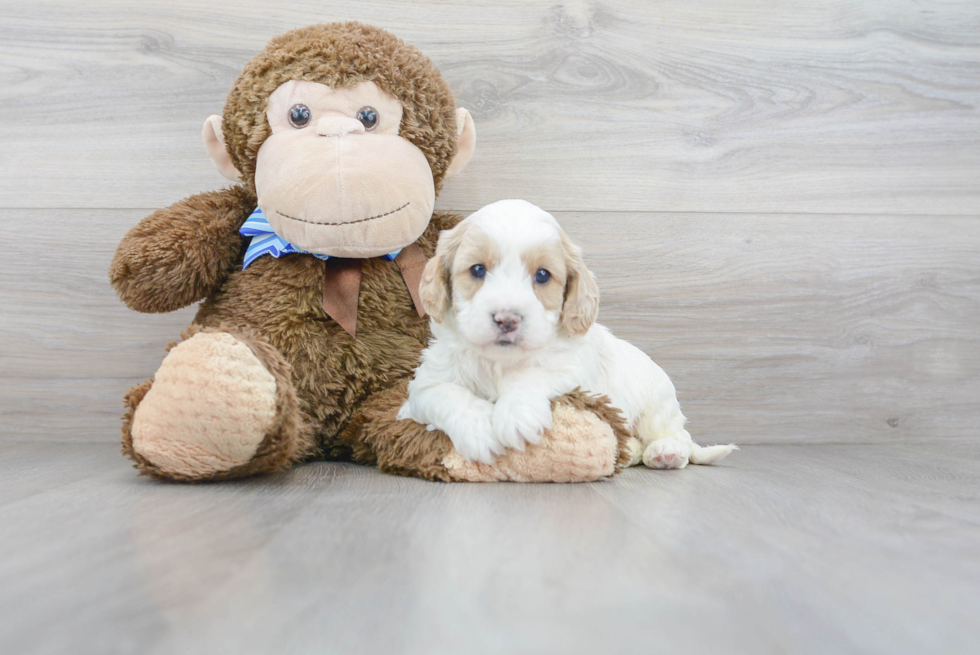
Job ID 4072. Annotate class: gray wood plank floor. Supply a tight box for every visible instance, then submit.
[1,441,977,655]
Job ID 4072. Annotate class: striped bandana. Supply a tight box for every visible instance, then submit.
[239,207,401,269]
[237,207,422,337]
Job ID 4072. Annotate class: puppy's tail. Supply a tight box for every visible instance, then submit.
[690,443,739,465]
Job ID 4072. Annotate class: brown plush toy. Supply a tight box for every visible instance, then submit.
[109,22,630,483]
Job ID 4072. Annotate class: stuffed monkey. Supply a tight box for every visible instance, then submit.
[109,22,630,482]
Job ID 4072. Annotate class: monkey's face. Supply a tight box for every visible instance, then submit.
[204,24,476,260]
[243,80,434,258]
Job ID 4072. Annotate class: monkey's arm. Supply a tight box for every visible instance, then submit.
[109,186,254,313]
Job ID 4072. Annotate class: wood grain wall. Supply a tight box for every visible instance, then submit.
[1,0,977,444]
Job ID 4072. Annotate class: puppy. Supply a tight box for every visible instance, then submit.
[398,199,737,468]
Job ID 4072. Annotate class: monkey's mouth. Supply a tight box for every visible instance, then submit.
[273,202,410,227]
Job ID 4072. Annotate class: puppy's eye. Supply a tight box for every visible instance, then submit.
[534,269,551,284]
[470,264,486,279]
[356,106,379,130]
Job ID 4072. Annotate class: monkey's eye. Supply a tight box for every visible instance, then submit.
[534,269,551,284]
[470,264,486,279]
[356,106,379,130]
[288,104,311,128]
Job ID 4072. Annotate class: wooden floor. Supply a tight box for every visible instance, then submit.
[1,441,978,654]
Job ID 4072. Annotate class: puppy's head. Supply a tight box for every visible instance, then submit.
[420,199,599,353]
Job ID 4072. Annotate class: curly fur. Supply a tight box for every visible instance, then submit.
[109,186,253,313]
[222,22,459,193]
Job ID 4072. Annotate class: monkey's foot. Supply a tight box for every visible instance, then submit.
[122,328,305,482]
[444,391,633,483]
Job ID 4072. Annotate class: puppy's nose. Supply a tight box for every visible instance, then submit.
[493,311,522,333]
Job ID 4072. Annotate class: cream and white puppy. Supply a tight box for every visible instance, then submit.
[398,199,737,468]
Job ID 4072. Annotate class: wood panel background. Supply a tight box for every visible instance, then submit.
[1,0,978,445]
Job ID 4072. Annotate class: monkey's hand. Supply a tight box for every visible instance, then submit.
[109,186,254,313]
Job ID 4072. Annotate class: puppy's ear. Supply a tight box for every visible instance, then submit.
[419,255,450,322]
[420,221,468,322]
[560,230,600,336]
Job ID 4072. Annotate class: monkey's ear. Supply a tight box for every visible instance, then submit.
[444,108,476,179]
[202,115,243,182]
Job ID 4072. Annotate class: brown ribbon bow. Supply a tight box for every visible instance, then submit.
[321,242,428,337]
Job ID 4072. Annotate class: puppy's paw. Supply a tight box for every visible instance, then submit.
[642,438,691,470]
[446,401,503,465]
[492,393,553,451]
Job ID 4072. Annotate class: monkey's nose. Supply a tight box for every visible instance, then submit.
[493,311,522,333]
[316,116,366,137]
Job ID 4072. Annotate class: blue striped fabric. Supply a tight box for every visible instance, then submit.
[239,207,401,269]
